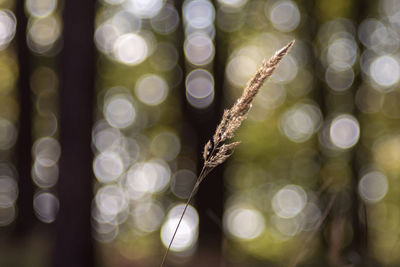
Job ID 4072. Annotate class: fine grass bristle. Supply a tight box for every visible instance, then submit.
[160,40,295,267]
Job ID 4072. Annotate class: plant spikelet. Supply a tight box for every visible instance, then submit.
[203,40,295,168]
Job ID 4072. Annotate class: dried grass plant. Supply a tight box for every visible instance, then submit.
[160,40,295,267]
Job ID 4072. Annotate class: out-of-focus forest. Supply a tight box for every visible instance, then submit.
[0,0,400,266]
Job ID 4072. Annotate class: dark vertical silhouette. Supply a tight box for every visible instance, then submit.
[194,57,225,264]
[307,0,370,265]
[305,1,338,264]
[195,2,226,263]
[348,0,369,265]
[14,0,35,238]
[175,0,225,264]
[52,0,95,266]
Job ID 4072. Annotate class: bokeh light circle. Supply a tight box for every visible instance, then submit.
[151,4,179,34]
[280,103,322,143]
[135,74,169,106]
[33,192,59,223]
[93,152,124,183]
[184,33,215,66]
[185,69,214,109]
[161,204,199,251]
[123,0,164,19]
[28,16,61,53]
[226,55,257,87]
[26,0,57,18]
[33,136,61,167]
[358,171,388,203]
[327,37,358,66]
[325,63,355,92]
[272,184,307,218]
[150,131,181,161]
[125,160,171,197]
[370,55,400,88]
[95,22,120,55]
[183,0,215,30]
[329,114,360,149]
[223,207,265,240]
[104,95,136,129]
[95,184,127,221]
[268,0,300,32]
[0,10,16,50]
[113,33,148,66]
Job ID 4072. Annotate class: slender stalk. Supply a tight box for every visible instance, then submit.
[160,166,208,267]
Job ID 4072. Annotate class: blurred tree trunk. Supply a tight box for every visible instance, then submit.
[302,1,334,264]
[52,0,95,266]
[307,0,369,265]
[348,0,369,264]
[194,26,226,266]
[14,0,35,239]
[175,0,225,264]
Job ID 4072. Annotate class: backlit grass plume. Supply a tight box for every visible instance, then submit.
[160,40,295,267]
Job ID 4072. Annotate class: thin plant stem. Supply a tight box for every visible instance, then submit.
[160,140,224,266]
[160,166,208,267]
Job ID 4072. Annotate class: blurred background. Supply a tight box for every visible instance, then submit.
[0,0,400,266]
